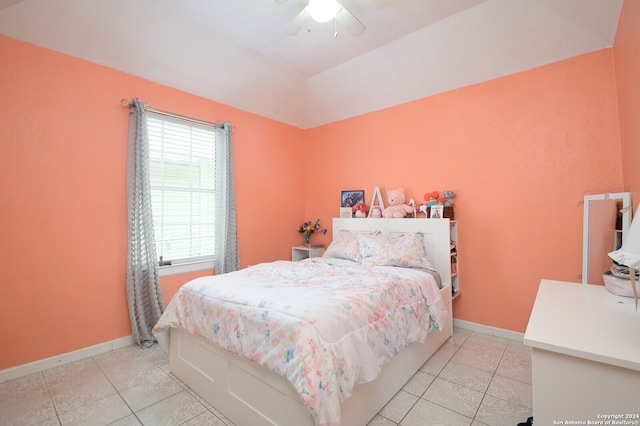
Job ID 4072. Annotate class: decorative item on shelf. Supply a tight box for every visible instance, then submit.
[383,188,414,218]
[297,218,327,246]
[368,186,385,218]
[430,204,444,218]
[442,190,456,219]
[341,190,365,208]
[352,202,369,218]
[418,190,456,219]
[443,206,455,219]
[419,191,441,218]
[408,198,416,217]
[608,202,640,310]
[339,207,352,218]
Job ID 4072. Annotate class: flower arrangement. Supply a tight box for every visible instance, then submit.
[297,218,327,245]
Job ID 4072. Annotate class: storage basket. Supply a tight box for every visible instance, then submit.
[603,270,640,297]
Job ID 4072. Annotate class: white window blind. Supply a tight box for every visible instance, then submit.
[147,112,216,264]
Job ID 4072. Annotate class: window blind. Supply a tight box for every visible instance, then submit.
[147,112,216,263]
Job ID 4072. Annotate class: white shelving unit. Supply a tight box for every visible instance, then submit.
[292,246,325,261]
[450,221,460,299]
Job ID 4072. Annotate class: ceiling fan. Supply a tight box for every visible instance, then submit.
[283,0,366,36]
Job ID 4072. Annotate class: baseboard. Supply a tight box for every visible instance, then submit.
[0,335,134,383]
[453,319,525,343]
[1,321,523,383]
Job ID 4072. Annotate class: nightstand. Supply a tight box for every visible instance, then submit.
[291,246,325,261]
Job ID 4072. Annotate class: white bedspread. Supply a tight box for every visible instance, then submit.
[153,257,447,426]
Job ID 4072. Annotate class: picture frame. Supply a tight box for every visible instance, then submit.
[430,204,444,219]
[341,190,365,208]
[340,207,352,218]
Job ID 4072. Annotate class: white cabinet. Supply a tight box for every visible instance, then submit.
[292,246,325,261]
[524,280,640,423]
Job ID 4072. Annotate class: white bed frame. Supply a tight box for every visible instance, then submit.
[168,218,454,426]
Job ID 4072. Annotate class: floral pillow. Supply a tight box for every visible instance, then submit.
[323,230,374,262]
[357,232,434,269]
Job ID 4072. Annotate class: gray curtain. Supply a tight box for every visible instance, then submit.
[214,122,240,274]
[126,98,165,347]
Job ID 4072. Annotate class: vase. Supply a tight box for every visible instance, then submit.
[304,234,311,246]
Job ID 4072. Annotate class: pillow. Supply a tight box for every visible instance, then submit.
[323,230,376,262]
[357,232,434,269]
[323,230,361,262]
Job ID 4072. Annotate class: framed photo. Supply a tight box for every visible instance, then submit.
[340,207,352,218]
[430,204,444,219]
[341,190,365,208]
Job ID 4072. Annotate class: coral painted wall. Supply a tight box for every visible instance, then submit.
[1,8,635,369]
[306,49,623,333]
[615,0,640,202]
[0,35,305,370]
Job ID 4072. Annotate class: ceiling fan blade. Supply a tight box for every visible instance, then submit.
[285,8,309,35]
[335,5,365,36]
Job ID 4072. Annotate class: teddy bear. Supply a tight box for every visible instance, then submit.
[384,188,414,218]
[442,190,456,206]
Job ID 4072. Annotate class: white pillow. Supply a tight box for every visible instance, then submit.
[323,230,377,262]
[357,232,434,269]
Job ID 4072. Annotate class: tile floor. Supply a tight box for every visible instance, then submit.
[0,328,533,426]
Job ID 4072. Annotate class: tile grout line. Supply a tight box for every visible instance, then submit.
[469,335,510,422]
[41,371,63,426]
[471,334,533,422]
[440,330,478,424]
[419,331,519,423]
[398,330,475,425]
[91,353,140,425]
[127,347,222,426]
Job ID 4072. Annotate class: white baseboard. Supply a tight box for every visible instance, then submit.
[0,335,134,383]
[1,320,523,384]
[453,319,525,343]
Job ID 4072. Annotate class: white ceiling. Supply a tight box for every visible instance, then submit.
[0,0,624,128]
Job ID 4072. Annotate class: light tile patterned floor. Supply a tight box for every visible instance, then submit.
[0,328,533,425]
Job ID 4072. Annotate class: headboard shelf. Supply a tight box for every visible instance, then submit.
[332,218,455,292]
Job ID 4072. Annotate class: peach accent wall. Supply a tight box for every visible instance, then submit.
[0,35,305,370]
[0,27,630,369]
[306,49,623,333]
[615,0,640,203]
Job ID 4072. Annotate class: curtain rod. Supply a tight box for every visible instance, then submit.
[120,98,228,129]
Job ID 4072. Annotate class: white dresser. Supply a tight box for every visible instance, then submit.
[524,279,640,424]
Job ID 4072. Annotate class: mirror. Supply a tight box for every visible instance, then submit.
[582,192,632,284]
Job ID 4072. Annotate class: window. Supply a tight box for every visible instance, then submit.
[147,112,216,265]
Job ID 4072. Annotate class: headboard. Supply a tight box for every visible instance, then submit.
[332,218,453,290]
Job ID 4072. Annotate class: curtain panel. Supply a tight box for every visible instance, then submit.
[125,102,239,347]
[214,122,240,274]
[126,98,165,347]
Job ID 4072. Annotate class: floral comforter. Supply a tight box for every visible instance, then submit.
[153,257,447,426]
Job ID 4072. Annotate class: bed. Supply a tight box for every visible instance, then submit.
[153,218,454,426]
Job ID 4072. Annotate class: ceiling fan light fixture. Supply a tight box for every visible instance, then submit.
[306,0,341,23]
